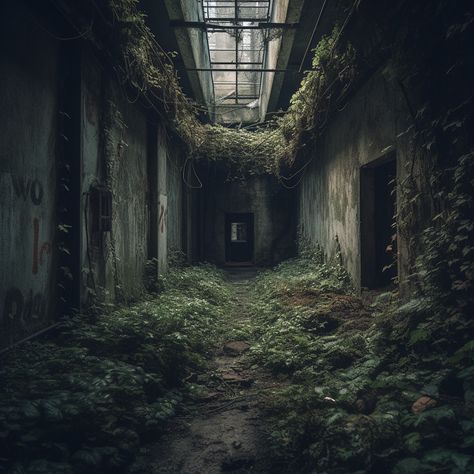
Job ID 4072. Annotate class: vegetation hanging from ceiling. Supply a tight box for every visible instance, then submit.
[195,31,356,179]
[61,0,356,179]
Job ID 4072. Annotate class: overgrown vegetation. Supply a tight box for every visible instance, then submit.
[195,29,356,178]
[55,0,356,179]
[247,236,474,473]
[0,266,231,474]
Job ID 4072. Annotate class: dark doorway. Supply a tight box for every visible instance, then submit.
[225,213,254,264]
[360,153,397,289]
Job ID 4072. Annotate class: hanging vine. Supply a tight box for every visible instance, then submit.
[53,0,357,179]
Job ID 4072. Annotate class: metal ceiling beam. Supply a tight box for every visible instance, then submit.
[187,68,292,72]
[205,18,268,21]
[211,61,263,64]
[170,21,298,30]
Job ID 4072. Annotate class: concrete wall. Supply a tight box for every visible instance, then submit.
[80,53,152,301]
[259,0,291,120]
[202,172,296,266]
[0,3,59,347]
[80,55,104,299]
[167,140,184,257]
[79,52,190,300]
[0,2,194,347]
[297,70,412,291]
[109,95,149,298]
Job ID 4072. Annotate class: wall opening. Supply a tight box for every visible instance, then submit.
[225,213,254,264]
[360,152,397,289]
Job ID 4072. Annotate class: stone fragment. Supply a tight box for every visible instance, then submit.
[221,372,254,387]
[411,395,437,414]
[223,341,251,356]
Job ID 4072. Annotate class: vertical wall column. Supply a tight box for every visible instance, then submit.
[157,124,168,274]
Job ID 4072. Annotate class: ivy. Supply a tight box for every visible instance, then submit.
[0,265,232,473]
[246,248,474,473]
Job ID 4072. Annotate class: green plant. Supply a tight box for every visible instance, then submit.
[0,265,232,473]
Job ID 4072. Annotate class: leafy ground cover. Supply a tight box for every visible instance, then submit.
[247,247,474,473]
[0,265,232,474]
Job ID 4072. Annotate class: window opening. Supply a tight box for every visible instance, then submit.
[201,1,273,109]
[231,222,248,242]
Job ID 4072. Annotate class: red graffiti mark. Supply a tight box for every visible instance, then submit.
[32,219,51,275]
[32,218,39,274]
[159,204,166,234]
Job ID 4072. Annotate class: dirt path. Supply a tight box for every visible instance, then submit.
[148,268,276,474]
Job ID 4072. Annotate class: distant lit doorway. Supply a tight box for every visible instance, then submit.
[225,213,254,264]
[360,153,397,289]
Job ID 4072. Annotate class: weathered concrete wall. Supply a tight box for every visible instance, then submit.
[167,140,184,257]
[79,51,190,299]
[80,52,151,301]
[0,3,59,347]
[259,0,291,120]
[80,54,104,300]
[108,94,149,299]
[298,70,412,290]
[202,172,296,266]
[0,1,199,348]
[161,0,214,111]
[156,124,168,275]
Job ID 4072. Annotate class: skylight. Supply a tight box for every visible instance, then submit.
[201,1,273,111]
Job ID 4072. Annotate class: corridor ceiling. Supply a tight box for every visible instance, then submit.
[140,0,343,124]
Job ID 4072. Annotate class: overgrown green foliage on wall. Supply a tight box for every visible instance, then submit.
[0,266,231,473]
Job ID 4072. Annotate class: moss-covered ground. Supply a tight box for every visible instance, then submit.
[1,257,473,473]
[244,250,474,474]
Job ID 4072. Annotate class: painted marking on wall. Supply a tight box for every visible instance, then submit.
[32,218,51,274]
[2,287,46,329]
[11,175,43,205]
[159,203,167,234]
[157,194,168,275]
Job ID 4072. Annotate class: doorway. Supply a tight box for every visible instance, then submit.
[360,153,397,289]
[225,213,254,264]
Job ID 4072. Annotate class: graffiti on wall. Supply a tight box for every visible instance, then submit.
[11,175,44,205]
[157,194,168,275]
[32,218,51,274]
[1,173,51,336]
[2,287,46,331]
[159,202,167,234]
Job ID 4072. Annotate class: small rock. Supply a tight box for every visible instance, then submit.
[223,341,250,356]
[221,372,254,387]
[200,391,219,401]
[411,395,437,414]
[232,440,242,449]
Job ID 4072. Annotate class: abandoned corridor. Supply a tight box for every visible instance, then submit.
[1,0,474,473]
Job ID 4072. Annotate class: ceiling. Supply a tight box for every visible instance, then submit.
[139,0,344,124]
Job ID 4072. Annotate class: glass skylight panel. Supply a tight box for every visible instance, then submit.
[202,0,272,107]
